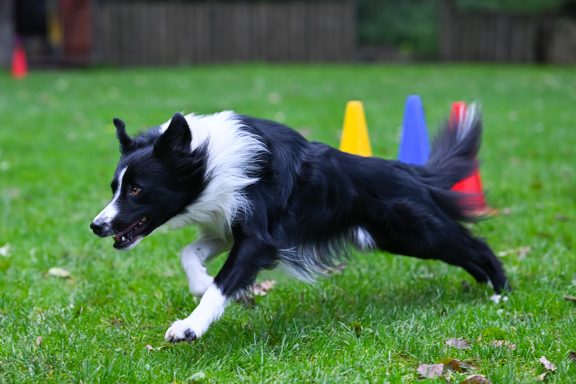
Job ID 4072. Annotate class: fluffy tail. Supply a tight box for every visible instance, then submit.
[423,103,481,189]
[417,103,484,221]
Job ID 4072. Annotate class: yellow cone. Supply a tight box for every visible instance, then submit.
[339,100,372,157]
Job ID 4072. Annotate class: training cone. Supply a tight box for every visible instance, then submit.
[339,100,372,157]
[11,39,28,79]
[398,95,430,165]
[449,101,493,216]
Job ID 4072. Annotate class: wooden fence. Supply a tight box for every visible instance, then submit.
[439,0,540,63]
[94,1,356,66]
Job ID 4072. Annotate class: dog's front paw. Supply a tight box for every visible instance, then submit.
[165,320,197,343]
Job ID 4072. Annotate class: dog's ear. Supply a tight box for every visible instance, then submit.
[113,118,132,153]
[153,113,192,158]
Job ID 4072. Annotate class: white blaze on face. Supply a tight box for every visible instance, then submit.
[93,167,127,226]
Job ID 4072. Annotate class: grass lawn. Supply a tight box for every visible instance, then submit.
[0,64,575,383]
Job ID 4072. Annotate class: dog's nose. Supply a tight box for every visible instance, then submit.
[90,221,107,237]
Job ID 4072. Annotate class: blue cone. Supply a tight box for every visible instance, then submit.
[398,95,430,165]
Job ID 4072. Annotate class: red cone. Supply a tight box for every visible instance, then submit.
[449,102,493,216]
[12,40,28,79]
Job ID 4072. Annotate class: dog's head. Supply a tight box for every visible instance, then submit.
[90,113,207,250]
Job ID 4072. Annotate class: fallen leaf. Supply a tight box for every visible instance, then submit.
[145,344,154,351]
[417,363,444,379]
[461,374,492,384]
[251,280,276,296]
[47,267,71,279]
[442,358,476,373]
[446,338,470,350]
[0,244,11,257]
[539,356,557,372]
[496,246,531,259]
[491,340,516,350]
[517,246,531,259]
[563,295,576,303]
[537,372,548,381]
[568,351,576,362]
[36,336,43,346]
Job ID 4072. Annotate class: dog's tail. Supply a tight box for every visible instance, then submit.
[417,103,484,221]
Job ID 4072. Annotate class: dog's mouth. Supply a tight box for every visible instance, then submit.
[113,217,148,249]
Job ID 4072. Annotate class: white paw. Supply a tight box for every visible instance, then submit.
[164,319,197,343]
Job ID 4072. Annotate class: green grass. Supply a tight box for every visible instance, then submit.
[0,64,575,383]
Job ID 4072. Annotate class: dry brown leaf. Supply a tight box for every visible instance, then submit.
[563,295,576,303]
[252,280,276,296]
[461,374,492,384]
[491,340,516,350]
[446,338,471,350]
[497,246,531,259]
[417,363,444,379]
[539,356,557,372]
[442,358,476,373]
[47,267,71,279]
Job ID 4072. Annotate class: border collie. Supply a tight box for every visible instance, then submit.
[90,106,508,342]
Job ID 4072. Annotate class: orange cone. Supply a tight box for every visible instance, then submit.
[12,39,28,79]
[449,102,494,216]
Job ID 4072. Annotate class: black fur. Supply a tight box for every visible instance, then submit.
[93,110,509,324]
[230,115,508,293]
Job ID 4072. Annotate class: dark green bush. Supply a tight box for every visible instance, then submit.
[357,0,439,58]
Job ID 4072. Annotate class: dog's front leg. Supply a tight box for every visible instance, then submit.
[180,238,228,297]
[165,235,276,342]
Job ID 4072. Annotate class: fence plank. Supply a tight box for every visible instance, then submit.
[439,0,540,63]
[95,1,355,66]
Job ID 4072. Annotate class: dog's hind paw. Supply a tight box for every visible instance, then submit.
[165,320,197,343]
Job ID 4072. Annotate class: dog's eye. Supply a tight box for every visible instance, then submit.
[128,186,142,197]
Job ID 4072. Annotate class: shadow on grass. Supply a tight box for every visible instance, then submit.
[158,273,494,362]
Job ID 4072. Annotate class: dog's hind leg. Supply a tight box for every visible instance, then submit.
[180,237,228,297]
[456,234,510,293]
[418,229,509,293]
[368,200,509,293]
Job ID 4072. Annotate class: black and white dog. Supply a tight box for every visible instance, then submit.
[90,106,508,342]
